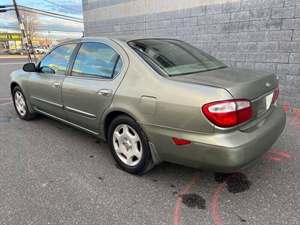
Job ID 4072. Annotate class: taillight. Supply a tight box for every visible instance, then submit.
[202,99,252,128]
[272,84,279,103]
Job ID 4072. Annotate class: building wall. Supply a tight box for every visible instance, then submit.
[83,0,300,109]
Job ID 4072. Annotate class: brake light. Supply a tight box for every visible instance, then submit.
[202,99,252,128]
[272,84,279,103]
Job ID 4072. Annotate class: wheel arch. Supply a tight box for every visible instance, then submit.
[103,109,138,140]
[10,81,34,113]
[10,81,20,94]
[103,108,160,172]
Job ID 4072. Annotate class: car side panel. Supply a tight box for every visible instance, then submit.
[62,76,121,132]
[109,44,233,135]
[27,72,66,118]
[63,39,130,133]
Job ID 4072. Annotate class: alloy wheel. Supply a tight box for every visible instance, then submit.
[14,91,27,117]
[112,124,143,167]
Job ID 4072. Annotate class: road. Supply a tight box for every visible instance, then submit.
[0,58,299,225]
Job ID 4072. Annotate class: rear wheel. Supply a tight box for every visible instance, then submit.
[108,115,152,174]
[12,86,36,120]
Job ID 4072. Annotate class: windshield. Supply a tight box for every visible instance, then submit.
[128,39,226,76]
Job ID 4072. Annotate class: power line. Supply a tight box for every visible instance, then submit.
[0,3,83,40]
[43,0,81,13]
[19,8,83,23]
[0,25,82,33]
[0,5,13,12]
[0,5,83,23]
[19,5,83,22]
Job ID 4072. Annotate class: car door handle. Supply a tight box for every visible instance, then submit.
[52,82,61,88]
[97,89,113,96]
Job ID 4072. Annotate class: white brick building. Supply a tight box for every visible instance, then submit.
[83,0,300,110]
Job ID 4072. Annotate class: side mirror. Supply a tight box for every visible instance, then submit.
[23,63,36,72]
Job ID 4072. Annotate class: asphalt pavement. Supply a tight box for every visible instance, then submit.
[0,58,299,225]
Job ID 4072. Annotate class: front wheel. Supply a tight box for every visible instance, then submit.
[108,115,152,174]
[12,86,36,120]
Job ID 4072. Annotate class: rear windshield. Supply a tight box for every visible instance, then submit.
[128,39,226,76]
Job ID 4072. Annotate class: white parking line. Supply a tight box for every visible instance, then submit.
[0,101,12,106]
[0,62,27,65]
[0,97,11,100]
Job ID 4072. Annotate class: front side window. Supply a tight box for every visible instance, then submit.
[39,44,76,74]
[128,39,226,76]
[72,42,122,78]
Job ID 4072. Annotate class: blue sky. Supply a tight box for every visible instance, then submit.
[0,0,83,38]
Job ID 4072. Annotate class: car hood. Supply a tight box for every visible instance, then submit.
[170,67,277,100]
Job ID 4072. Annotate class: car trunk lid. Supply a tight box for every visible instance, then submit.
[171,67,278,126]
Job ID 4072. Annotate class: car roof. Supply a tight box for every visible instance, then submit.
[59,36,178,45]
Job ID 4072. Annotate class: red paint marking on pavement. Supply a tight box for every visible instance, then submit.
[263,152,280,161]
[293,108,300,129]
[282,102,290,113]
[275,151,291,159]
[280,102,300,129]
[265,155,282,161]
[264,148,294,162]
[295,108,300,117]
[173,172,201,225]
[289,108,300,127]
[210,182,226,225]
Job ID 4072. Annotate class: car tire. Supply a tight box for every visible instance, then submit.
[12,86,36,120]
[108,115,152,174]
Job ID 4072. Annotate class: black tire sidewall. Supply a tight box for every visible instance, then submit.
[108,115,151,174]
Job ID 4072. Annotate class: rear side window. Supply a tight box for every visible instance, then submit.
[39,44,76,74]
[129,39,226,76]
[113,57,123,76]
[72,42,122,78]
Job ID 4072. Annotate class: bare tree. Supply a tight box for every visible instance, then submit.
[21,11,39,41]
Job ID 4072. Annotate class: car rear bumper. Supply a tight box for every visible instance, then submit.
[142,105,286,171]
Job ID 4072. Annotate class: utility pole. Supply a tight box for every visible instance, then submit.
[12,0,36,62]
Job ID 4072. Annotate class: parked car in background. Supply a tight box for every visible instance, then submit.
[33,47,48,54]
[0,49,9,55]
[9,37,286,174]
[8,48,26,55]
[8,48,34,55]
